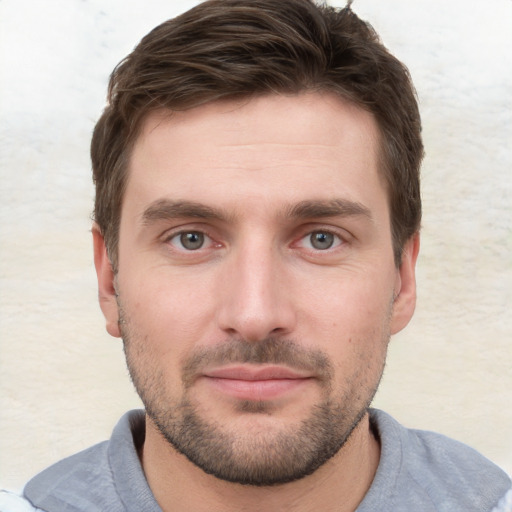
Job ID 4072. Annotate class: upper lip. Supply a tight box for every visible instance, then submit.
[203,365,312,381]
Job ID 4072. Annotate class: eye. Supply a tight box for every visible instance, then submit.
[169,231,209,251]
[301,230,343,251]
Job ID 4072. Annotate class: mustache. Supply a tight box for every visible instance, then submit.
[181,338,333,388]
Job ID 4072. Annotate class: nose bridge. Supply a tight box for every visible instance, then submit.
[217,234,295,341]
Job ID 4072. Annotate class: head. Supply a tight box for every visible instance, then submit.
[91,0,423,272]
[92,0,422,488]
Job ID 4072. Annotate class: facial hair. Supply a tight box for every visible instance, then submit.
[120,305,389,487]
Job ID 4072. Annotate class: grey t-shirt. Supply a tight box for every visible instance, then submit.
[3,409,511,511]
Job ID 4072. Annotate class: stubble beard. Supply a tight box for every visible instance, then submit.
[119,307,388,487]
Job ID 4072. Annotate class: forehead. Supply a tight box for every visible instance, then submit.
[134,93,380,160]
[124,93,386,220]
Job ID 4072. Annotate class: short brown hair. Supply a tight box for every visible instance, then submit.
[91,0,423,270]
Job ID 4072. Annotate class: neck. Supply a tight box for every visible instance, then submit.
[141,412,380,512]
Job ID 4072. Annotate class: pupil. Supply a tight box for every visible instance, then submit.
[311,232,333,250]
[181,232,204,250]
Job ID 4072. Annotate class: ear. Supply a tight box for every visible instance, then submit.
[390,233,420,335]
[92,223,121,338]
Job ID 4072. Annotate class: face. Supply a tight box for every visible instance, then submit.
[94,93,418,486]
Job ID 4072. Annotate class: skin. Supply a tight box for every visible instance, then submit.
[93,93,419,512]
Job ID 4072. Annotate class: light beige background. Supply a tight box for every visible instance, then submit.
[1,0,511,491]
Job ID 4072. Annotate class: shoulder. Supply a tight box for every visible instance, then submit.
[363,409,512,512]
[401,420,510,498]
[0,490,43,512]
[491,489,512,512]
[22,410,146,512]
[22,441,112,512]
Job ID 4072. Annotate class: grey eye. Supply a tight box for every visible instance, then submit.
[309,231,335,250]
[179,232,204,250]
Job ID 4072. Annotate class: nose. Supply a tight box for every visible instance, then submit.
[217,241,296,342]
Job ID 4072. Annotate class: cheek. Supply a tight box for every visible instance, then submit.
[119,271,218,357]
[298,270,393,368]
[302,268,394,327]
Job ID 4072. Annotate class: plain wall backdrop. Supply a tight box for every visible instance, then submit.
[0,0,511,491]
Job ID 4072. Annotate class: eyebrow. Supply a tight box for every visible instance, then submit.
[286,199,372,221]
[141,198,372,226]
[141,199,231,225]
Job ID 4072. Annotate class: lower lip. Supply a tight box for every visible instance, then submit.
[204,377,310,401]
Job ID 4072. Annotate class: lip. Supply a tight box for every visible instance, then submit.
[204,365,311,381]
[201,365,313,401]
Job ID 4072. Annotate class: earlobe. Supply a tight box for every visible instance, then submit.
[390,233,420,335]
[92,224,121,338]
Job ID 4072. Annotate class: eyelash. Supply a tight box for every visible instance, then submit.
[297,230,344,251]
[163,229,218,251]
[162,226,347,254]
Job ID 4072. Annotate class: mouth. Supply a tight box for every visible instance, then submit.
[201,365,314,401]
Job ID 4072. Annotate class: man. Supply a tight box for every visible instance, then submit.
[2,0,510,510]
